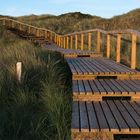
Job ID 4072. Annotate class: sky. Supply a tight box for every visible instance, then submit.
[0,0,140,18]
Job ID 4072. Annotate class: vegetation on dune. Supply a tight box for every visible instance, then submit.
[16,9,140,34]
[0,26,71,140]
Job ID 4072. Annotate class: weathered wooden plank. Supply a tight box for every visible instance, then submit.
[122,101,140,129]
[71,102,80,132]
[79,102,90,132]
[115,101,139,132]
[100,101,119,132]
[93,102,109,131]
[107,100,129,132]
[86,102,99,132]
[78,80,86,95]
[131,33,137,69]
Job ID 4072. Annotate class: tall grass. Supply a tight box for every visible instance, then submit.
[0,26,71,140]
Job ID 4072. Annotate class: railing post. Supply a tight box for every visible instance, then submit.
[50,32,53,42]
[131,33,137,69]
[63,37,66,49]
[107,34,111,58]
[57,35,59,46]
[116,33,121,63]
[75,34,78,50]
[36,29,40,37]
[70,35,73,49]
[60,36,62,48]
[66,36,69,49]
[54,34,57,43]
[88,32,91,51]
[58,35,61,47]
[81,33,84,50]
[97,31,101,53]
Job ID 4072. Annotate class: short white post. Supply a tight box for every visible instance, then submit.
[16,62,22,83]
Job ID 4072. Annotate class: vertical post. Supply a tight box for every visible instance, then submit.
[81,33,84,50]
[66,36,69,49]
[70,35,73,49]
[63,36,66,49]
[116,33,121,63]
[57,35,59,45]
[36,29,40,37]
[107,34,111,58]
[54,34,56,43]
[50,32,53,42]
[97,31,101,53]
[131,33,137,69]
[88,32,91,51]
[60,37,62,48]
[16,62,22,83]
[58,35,61,47]
[75,34,78,50]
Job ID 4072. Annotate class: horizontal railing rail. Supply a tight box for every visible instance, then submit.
[0,18,140,69]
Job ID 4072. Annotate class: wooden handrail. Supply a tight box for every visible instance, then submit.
[0,17,140,69]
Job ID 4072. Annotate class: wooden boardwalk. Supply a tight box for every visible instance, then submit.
[66,58,140,80]
[73,79,140,101]
[72,101,140,139]
[45,45,102,58]
[1,18,140,140]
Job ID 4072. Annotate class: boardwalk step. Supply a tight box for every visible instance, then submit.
[71,100,140,140]
[66,57,140,80]
[45,45,102,58]
[73,79,140,101]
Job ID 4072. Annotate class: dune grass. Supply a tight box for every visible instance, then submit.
[0,26,72,140]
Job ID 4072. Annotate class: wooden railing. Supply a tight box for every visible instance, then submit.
[0,18,140,69]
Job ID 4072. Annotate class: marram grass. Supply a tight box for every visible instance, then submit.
[0,27,71,140]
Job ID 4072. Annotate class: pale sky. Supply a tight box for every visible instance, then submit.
[0,0,140,18]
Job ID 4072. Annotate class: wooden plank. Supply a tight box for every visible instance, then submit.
[97,31,101,53]
[107,100,129,132]
[73,80,79,95]
[100,101,119,132]
[88,32,91,51]
[110,79,128,94]
[116,33,121,63]
[83,80,92,95]
[107,34,111,58]
[116,80,135,94]
[104,79,121,94]
[86,102,99,132]
[70,35,73,49]
[81,33,84,50]
[122,101,140,129]
[114,101,139,132]
[93,80,107,94]
[88,80,100,95]
[71,102,80,132]
[75,34,78,50]
[98,79,114,94]
[78,80,86,95]
[131,33,137,69]
[93,102,109,131]
[79,102,90,132]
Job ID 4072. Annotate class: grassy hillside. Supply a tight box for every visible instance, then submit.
[0,25,71,140]
[16,9,140,34]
